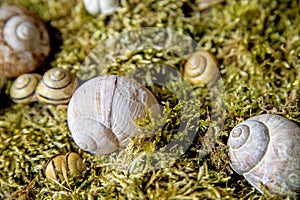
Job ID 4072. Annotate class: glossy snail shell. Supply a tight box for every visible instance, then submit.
[83,0,119,15]
[36,68,77,104]
[228,114,300,198]
[183,51,219,85]
[10,73,41,104]
[67,75,160,155]
[44,152,86,184]
[0,6,50,78]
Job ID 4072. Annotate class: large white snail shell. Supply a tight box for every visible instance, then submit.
[228,114,300,198]
[67,75,160,155]
[184,51,219,85]
[0,6,50,78]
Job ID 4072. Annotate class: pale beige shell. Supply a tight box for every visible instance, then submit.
[67,75,160,155]
[0,6,50,78]
[184,51,219,85]
[44,152,86,184]
[10,73,41,104]
[196,0,225,11]
[36,68,77,104]
[83,0,119,15]
[228,114,300,198]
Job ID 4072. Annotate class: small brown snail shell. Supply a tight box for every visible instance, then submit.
[0,73,7,92]
[36,68,77,104]
[228,114,300,198]
[10,73,41,104]
[0,6,50,78]
[67,75,160,155]
[44,152,86,184]
[183,50,219,85]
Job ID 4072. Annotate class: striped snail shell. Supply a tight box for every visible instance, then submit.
[228,114,300,198]
[67,75,160,155]
[44,152,86,184]
[0,6,50,78]
[184,50,219,85]
[36,68,77,104]
[10,73,41,104]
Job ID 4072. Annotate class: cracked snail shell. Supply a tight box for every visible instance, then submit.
[0,6,50,78]
[67,75,160,155]
[10,73,41,104]
[44,152,86,184]
[184,50,219,85]
[36,68,77,104]
[228,114,300,198]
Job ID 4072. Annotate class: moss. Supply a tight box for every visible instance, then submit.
[0,0,299,199]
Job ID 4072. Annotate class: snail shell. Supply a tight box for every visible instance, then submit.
[44,152,86,184]
[0,6,50,78]
[228,114,300,198]
[10,73,41,104]
[83,0,119,15]
[36,68,77,104]
[0,73,6,92]
[183,50,219,85]
[67,75,160,155]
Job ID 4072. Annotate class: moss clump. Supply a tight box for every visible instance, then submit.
[0,0,299,199]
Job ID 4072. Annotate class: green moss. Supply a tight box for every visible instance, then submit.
[0,0,299,199]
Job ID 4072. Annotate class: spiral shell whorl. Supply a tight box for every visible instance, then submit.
[228,114,300,198]
[184,51,219,85]
[36,68,77,104]
[10,73,41,104]
[0,6,50,78]
[228,120,270,174]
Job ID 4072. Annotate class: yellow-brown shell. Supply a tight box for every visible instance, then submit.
[184,51,219,85]
[36,68,77,104]
[44,152,86,184]
[0,6,50,78]
[10,73,41,104]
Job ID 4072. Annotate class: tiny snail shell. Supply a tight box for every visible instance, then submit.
[83,0,119,15]
[36,68,78,104]
[67,75,160,155]
[196,0,225,11]
[44,152,86,184]
[0,6,50,78]
[183,50,219,85]
[10,73,41,104]
[228,114,300,198]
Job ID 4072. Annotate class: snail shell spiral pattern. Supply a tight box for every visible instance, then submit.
[10,73,41,104]
[184,50,219,85]
[228,114,300,198]
[67,75,160,155]
[0,6,50,78]
[36,68,77,104]
[44,152,86,184]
